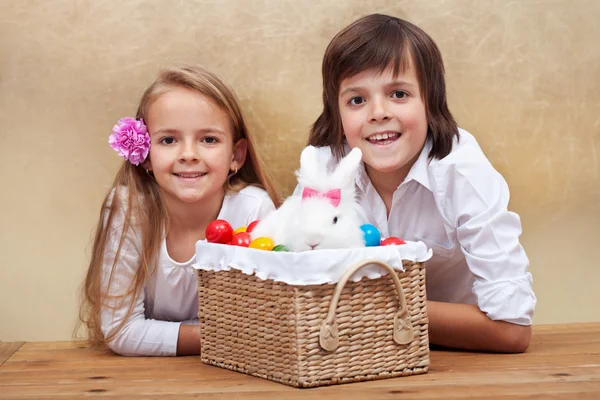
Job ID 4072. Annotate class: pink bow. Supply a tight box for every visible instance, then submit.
[302,187,341,207]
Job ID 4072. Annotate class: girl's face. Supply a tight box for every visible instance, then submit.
[145,86,246,207]
[338,60,428,184]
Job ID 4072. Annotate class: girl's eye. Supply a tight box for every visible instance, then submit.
[202,137,219,144]
[392,90,408,99]
[348,97,365,106]
[159,137,175,145]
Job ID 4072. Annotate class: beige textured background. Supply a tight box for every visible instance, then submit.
[1,0,599,341]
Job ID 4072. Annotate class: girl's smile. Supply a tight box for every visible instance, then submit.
[173,172,207,179]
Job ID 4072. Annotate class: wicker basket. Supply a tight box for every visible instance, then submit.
[197,258,429,388]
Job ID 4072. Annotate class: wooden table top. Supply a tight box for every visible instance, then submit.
[1,323,599,399]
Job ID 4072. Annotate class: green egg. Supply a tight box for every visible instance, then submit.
[272,244,290,252]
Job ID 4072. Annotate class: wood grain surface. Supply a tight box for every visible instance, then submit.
[1,324,599,399]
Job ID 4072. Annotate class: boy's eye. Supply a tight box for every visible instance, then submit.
[348,97,365,106]
[159,137,175,145]
[202,137,219,144]
[392,90,407,99]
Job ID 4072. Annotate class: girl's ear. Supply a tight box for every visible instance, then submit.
[231,138,247,171]
[141,157,152,172]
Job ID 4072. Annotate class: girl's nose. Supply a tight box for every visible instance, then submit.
[179,140,199,162]
[369,97,391,122]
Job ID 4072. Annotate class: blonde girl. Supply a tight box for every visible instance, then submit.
[80,65,280,356]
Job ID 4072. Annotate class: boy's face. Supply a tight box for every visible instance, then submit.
[337,60,428,186]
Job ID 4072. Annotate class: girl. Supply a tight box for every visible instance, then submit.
[79,65,280,356]
[304,14,536,353]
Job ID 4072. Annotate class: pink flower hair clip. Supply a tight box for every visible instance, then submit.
[108,117,151,166]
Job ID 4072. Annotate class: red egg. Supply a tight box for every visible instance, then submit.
[246,220,260,233]
[230,232,252,247]
[206,220,233,244]
[381,237,406,246]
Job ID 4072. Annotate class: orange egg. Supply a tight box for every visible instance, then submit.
[249,237,275,251]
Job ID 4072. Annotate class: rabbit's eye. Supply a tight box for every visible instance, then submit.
[333,216,338,224]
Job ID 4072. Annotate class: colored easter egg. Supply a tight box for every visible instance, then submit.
[249,237,275,251]
[272,244,290,252]
[233,226,247,235]
[246,220,260,233]
[206,219,233,244]
[231,232,252,247]
[381,237,406,246]
[360,224,381,247]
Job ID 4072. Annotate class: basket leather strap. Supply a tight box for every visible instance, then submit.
[319,259,414,351]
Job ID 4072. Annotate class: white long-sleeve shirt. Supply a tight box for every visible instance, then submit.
[295,129,536,325]
[100,185,276,356]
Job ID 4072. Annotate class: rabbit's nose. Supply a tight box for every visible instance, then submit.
[307,242,319,250]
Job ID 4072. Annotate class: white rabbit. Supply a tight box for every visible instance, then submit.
[251,146,366,252]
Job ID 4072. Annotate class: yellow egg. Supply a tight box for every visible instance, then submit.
[249,237,275,251]
[233,226,247,235]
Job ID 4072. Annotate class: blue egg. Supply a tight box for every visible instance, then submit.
[360,224,381,247]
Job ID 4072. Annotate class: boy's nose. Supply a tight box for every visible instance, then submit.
[369,98,391,122]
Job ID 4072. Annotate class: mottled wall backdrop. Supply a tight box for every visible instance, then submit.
[1,0,598,340]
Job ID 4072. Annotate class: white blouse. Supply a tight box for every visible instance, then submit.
[100,185,276,356]
[296,129,536,325]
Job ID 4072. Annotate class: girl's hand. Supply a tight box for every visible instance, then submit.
[176,324,201,356]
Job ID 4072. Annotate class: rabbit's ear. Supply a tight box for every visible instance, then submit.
[331,147,362,186]
[296,145,321,184]
[300,146,319,169]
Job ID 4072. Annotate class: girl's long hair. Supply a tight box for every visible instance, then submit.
[78,65,280,347]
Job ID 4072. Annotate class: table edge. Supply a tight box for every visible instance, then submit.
[0,342,25,366]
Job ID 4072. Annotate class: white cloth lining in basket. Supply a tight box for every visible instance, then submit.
[193,241,432,285]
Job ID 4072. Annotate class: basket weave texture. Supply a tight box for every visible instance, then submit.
[197,260,429,388]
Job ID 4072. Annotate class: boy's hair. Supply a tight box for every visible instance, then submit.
[78,65,280,347]
[309,13,459,160]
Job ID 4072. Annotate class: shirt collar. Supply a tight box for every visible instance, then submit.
[404,139,432,191]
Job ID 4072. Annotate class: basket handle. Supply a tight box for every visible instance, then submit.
[319,259,414,351]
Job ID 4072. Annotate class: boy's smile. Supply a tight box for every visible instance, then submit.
[366,130,402,145]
